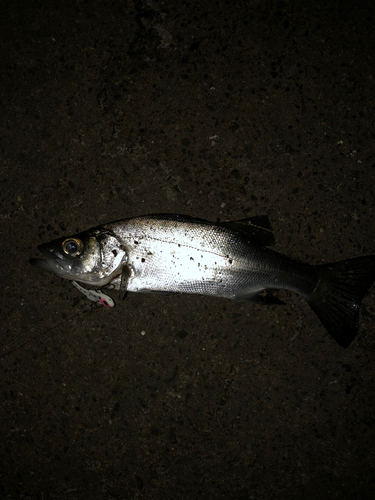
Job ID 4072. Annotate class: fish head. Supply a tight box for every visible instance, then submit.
[30,228,128,287]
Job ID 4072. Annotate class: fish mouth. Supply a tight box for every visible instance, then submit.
[30,255,74,281]
[29,257,57,273]
[30,246,70,277]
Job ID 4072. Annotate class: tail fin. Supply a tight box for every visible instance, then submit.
[308,256,375,348]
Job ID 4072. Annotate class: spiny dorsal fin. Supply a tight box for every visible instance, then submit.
[219,215,275,246]
[144,213,275,246]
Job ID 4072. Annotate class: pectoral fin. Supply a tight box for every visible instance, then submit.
[119,265,131,300]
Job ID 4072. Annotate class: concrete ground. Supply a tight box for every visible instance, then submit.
[1,1,375,499]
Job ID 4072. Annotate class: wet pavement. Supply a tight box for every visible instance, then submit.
[1,1,375,499]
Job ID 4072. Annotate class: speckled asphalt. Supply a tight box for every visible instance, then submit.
[1,1,375,499]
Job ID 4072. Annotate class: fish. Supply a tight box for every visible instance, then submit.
[30,213,375,348]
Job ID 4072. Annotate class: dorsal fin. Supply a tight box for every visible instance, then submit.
[143,213,275,246]
[219,215,275,246]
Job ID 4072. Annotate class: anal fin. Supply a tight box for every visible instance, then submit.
[234,290,285,305]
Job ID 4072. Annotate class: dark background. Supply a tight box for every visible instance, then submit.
[1,1,375,498]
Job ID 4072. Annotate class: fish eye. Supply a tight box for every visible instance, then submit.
[62,238,84,257]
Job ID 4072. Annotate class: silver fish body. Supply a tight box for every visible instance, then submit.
[103,215,317,300]
[31,214,375,348]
